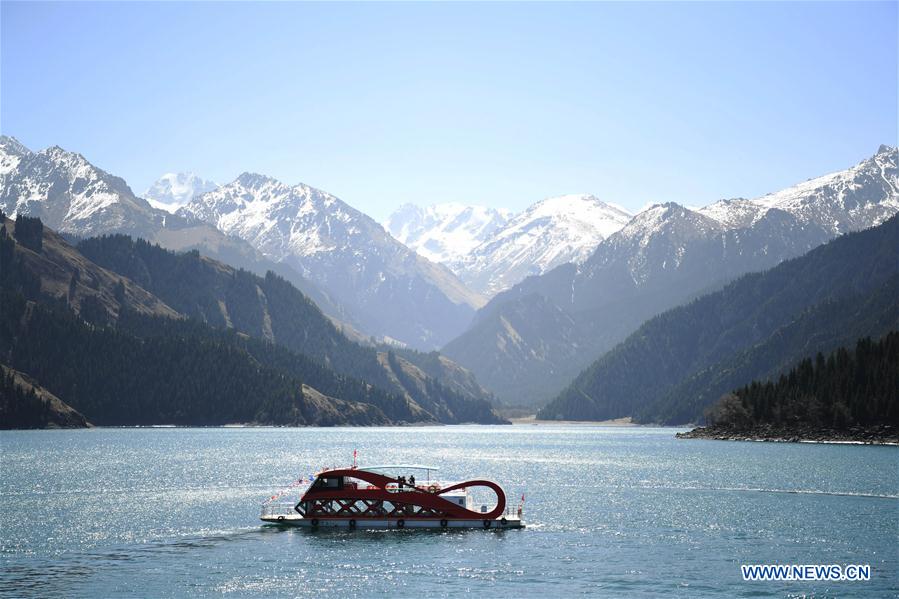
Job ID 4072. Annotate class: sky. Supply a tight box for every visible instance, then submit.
[2,2,896,222]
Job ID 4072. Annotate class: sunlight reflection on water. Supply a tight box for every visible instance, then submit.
[1,426,896,597]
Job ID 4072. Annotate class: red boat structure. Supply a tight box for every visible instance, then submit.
[261,464,525,529]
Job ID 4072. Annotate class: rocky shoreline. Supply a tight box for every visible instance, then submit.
[676,423,899,445]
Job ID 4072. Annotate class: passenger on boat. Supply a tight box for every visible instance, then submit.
[409,475,416,486]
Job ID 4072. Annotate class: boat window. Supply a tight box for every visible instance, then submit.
[313,476,343,489]
[343,477,366,489]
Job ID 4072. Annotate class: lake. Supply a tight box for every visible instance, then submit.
[1,425,896,597]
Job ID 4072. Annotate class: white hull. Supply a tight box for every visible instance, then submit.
[261,515,524,529]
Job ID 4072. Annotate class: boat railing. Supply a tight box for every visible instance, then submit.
[414,480,451,492]
[261,503,297,518]
[365,480,452,492]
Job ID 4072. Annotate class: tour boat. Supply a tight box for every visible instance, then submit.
[260,464,524,529]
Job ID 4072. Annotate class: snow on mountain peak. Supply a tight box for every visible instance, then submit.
[700,145,898,234]
[386,202,512,265]
[697,198,765,229]
[453,193,633,296]
[525,194,631,235]
[40,145,91,170]
[0,135,31,157]
[178,172,483,348]
[180,172,385,262]
[0,140,161,236]
[144,172,218,213]
[0,136,32,177]
[616,202,720,240]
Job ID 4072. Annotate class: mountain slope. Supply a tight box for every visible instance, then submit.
[443,292,589,406]
[0,294,393,427]
[538,215,899,423]
[444,204,831,405]
[1,364,92,429]
[444,146,898,406]
[0,220,399,426]
[1,216,505,425]
[644,275,899,424]
[179,174,484,349]
[75,233,503,423]
[0,215,179,321]
[744,144,898,233]
[381,345,500,405]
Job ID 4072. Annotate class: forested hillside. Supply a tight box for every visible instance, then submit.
[0,364,91,429]
[0,289,394,426]
[640,277,899,424]
[718,332,898,429]
[677,333,899,443]
[0,215,504,426]
[76,234,501,421]
[538,215,899,424]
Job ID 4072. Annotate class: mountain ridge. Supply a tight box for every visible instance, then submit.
[444,145,898,406]
[179,172,484,349]
[388,194,633,297]
[0,136,357,329]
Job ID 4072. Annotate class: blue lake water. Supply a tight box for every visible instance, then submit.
[1,425,897,597]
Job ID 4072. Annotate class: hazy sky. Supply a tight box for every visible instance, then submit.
[2,2,896,221]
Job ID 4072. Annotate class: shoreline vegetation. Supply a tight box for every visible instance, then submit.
[676,424,899,445]
[678,333,898,446]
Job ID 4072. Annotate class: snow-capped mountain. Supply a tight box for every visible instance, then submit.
[0,136,162,238]
[700,144,898,232]
[455,194,632,296]
[179,174,484,349]
[445,202,831,406]
[568,203,832,310]
[580,202,726,288]
[444,145,898,406]
[385,202,511,266]
[144,172,218,213]
[0,137,347,321]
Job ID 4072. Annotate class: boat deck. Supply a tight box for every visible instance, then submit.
[261,503,525,529]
